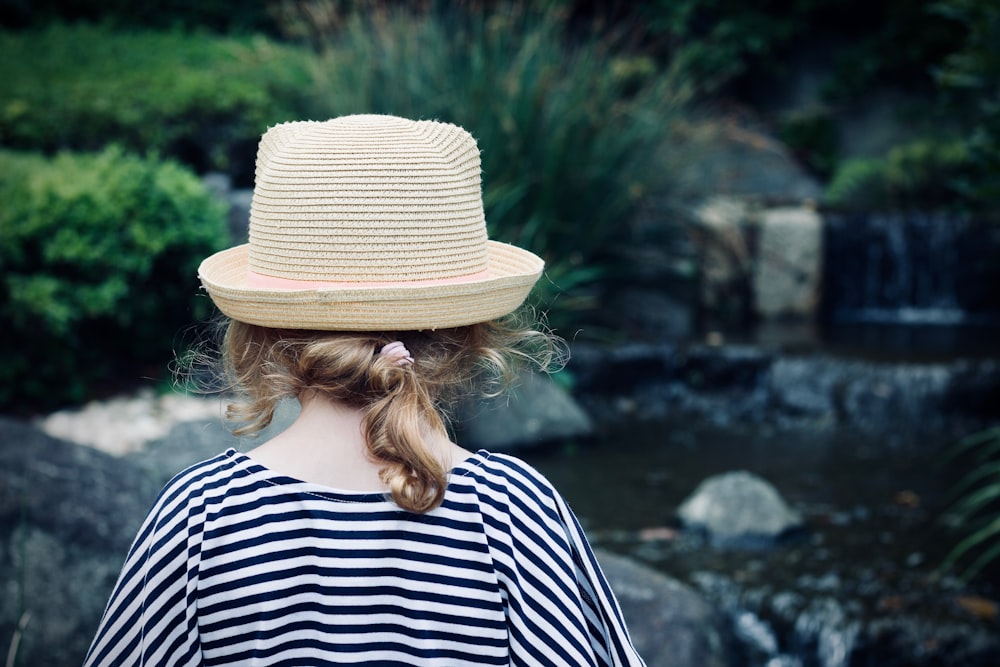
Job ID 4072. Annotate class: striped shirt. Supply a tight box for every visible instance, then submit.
[85,449,646,666]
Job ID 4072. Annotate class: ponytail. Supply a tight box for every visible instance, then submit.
[364,347,448,512]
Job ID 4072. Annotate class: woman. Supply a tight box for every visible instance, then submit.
[86,114,646,666]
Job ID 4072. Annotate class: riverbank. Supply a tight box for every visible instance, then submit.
[524,418,1000,667]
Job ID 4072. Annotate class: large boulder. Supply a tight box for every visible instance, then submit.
[674,117,823,201]
[678,471,804,547]
[0,417,158,667]
[597,549,736,667]
[455,372,593,451]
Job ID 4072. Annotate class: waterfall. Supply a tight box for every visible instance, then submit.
[823,211,976,325]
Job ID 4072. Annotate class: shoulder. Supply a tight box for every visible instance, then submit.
[458,451,558,498]
[452,450,566,525]
[159,449,241,497]
[144,450,246,527]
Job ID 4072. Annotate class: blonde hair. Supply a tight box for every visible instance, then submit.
[221,314,563,513]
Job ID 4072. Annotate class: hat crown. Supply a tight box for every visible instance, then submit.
[198,114,544,331]
[248,115,489,283]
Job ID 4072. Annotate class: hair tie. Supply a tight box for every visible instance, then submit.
[379,341,414,367]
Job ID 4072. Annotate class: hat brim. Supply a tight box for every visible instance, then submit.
[199,241,544,331]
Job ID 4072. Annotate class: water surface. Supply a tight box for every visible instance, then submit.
[521,420,999,664]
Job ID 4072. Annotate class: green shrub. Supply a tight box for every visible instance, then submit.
[640,0,808,94]
[631,0,967,101]
[0,24,319,184]
[823,138,973,210]
[817,1,998,213]
[287,5,691,330]
[0,148,229,412]
[932,0,1000,206]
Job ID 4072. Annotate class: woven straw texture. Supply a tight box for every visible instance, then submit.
[199,115,544,331]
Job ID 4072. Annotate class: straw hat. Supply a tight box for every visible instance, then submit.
[199,115,544,331]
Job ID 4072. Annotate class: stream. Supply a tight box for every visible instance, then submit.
[520,419,1000,666]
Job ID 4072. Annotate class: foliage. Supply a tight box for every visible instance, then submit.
[823,138,974,210]
[931,0,1000,206]
[813,0,999,213]
[778,108,839,180]
[940,426,1000,582]
[0,148,229,412]
[0,23,319,184]
[639,0,812,94]
[279,3,691,330]
[579,0,955,102]
[815,0,965,102]
[624,0,983,212]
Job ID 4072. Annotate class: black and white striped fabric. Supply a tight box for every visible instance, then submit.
[85,449,646,666]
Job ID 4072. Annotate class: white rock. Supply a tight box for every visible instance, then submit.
[678,470,803,545]
[36,390,223,456]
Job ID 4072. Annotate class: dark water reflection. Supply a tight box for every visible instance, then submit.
[745,320,1000,364]
[521,420,999,665]
[819,322,1000,363]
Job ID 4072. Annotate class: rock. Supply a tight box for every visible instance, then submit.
[202,171,253,243]
[0,417,158,667]
[612,287,696,342]
[595,549,735,667]
[571,343,776,426]
[673,115,823,201]
[455,372,593,451]
[569,343,678,396]
[753,206,822,319]
[768,356,959,430]
[201,171,231,198]
[767,356,841,419]
[693,570,1000,667]
[840,364,952,430]
[127,398,301,487]
[677,344,771,392]
[36,389,222,456]
[689,199,824,328]
[858,614,1000,667]
[690,196,755,330]
[570,341,999,432]
[677,471,803,547]
[128,416,238,487]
